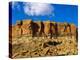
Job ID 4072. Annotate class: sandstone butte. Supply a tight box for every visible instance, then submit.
[9,19,77,38]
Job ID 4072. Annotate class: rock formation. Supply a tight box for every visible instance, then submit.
[9,20,78,58]
[43,21,51,38]
[9,20,77,38]
[21,20,32,35]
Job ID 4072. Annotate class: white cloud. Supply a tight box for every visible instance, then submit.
[11,2,20,10]
[23,2,54,16]
[11,2,54,16]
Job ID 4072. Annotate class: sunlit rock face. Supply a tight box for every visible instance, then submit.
[50,22,56,34]
[9,25,21,38]
[10,20,77,38]
[70,24,77,35]
[43,21,51,37]
[9,20,78,58]
[21,20,32,35]
[57,23,66,36]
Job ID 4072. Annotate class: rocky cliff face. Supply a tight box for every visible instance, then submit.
[9,20,77,38]
[9,20,78,58]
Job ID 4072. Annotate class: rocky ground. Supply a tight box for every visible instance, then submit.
[9,35,78,58]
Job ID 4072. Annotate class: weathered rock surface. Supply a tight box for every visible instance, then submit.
[10,20,77,38]
[21,20,32,35]
[9,20,78,58]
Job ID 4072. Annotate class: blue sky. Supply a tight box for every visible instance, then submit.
[9,2,78,27]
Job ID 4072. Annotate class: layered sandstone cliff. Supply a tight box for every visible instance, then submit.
[9,20,77,38]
